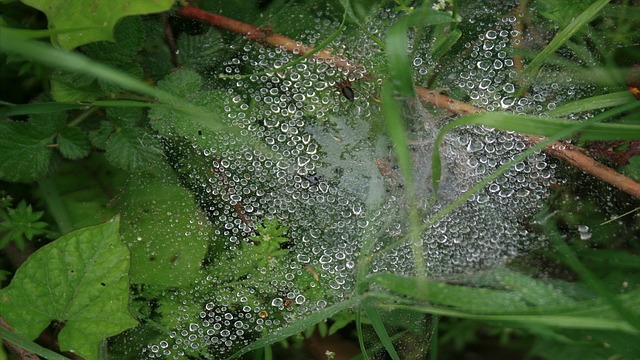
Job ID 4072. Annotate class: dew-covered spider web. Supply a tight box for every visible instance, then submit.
[132,4,593,359]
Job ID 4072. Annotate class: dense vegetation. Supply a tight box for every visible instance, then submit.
[1,0,639,359]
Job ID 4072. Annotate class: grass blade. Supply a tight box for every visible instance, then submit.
[363,304,401,360]
[431,101,640,194]
[548,91,636,117]
[1,327,70,360]
[226,296,361,360]
[519,0,611,79]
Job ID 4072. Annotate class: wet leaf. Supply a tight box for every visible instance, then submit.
[20,0,173,50]
[0,216,138,360]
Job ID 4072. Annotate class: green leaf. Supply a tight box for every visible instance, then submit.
[81,17,144,66]
[0,200,49,249]
[117,170,211,288]
[20,0,174,50]
[50,69,102,102]
[0,216,138,360]
[0,120,55,182]
[57,126,91,160]
[104,127,163,172]
[178,29,225,71]
[89,121,115,150]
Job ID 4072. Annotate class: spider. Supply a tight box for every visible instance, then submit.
[335,78,355,102]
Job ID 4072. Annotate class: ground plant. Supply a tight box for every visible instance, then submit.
[1,0,639,359]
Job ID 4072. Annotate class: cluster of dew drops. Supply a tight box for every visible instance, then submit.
[144,9,574,359]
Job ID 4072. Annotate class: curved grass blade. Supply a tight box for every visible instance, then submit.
[386,7,457,97]
[0,100,173,117]
[519,0,611,79]
[359,101,639,267]
[429,26,462,61]
[545,223,640,333]
[548,91,636,117]
[226,296,361,360]
[0,102,87,117]
[363,304,400,360]
[0,31,233,134]
[381,83,426,276]
[431,101,640,195]
[376,303,639,334]
[356,308,369,360]
[0,327,70,360]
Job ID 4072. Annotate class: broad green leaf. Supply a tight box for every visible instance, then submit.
[20,0,174,50]
[50,69,102,102]
[89,121,115,150]
[57,126,91,160]
[104,127,164,172]
[117,170,211,288]
[0,216,138,360]
[0,120,55,182]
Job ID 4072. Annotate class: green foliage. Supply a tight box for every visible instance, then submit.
[117,167,211,288]
[20,0,173,50]
[0,200,50,249]
[0,217,138,360]
[0,120,56,182]
[1,0,640,359]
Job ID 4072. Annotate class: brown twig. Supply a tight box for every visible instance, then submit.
[176,4,640,199]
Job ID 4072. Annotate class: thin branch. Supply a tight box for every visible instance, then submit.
[176,4,640,199]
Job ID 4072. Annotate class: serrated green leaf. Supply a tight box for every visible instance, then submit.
[156,68,203,99]
[178,29,225,71]
[106,106,144,128]
[20,0,174,50]
[82,17,144,66]
[0,120,55,182]
[0,216,138,360]
[105,127,163,171]
[89,121,115,150]
[117,169,211,288]
[57,126,91,160]
[50,69,101,102]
